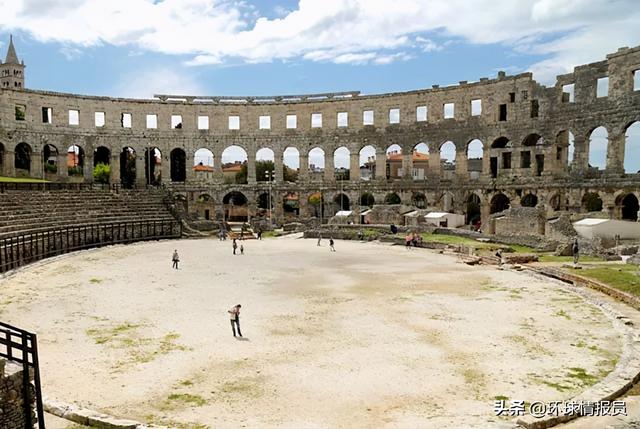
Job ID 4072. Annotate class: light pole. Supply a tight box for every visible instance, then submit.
[265,169,274,226]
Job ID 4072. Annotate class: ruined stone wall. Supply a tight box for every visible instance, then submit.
[1,45,639,230]
[0,359,34,429]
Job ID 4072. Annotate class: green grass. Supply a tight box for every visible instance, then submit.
[0,176,49,183]
[260,230,278,238]
[538,254,602,263]
[167,393,207,406]
[574,264,640,297]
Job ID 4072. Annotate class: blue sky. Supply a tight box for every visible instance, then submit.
[1,0,639,170]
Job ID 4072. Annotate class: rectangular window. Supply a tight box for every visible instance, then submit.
[95,111,105,127]
[259,115,271,129]
[634,70,640,91]
[42,107,52,124]
[521,151,531,168]
[443,103,454,119]
[15,105,26,121]
[531,100,539,118]
[197,115,209,130]
[499,104,507,121]
[562,83,575,103]
[521,90,528,100]
[229,115,240,130]
[471,99,482,116]
[416,105,427,122]
[337,112,348,127]
[363,110,374,125]
[121,113,132,128]
[69,109,80,126]
[171,115,183,129]
[146,114,157,129]
[502,152,512,169]
[286,114,297,129]
[311,113,322,128]
[389,108,400,124]
[596,76,609,98]
[509,92,516,103]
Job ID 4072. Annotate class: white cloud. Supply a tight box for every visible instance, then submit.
[113,67,205,99]
[0,0,639,80]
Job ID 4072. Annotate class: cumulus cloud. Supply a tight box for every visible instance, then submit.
[113,67,206,99]
[0,0,639,81]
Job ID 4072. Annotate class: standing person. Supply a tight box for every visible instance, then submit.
[257,230,262,240]
[572,238,580,266]
[405,234,412,250]
[228,304,242,337]
[172,249,180,269]
[240,244,244,255]
[329,237,336,252]
[495,248,504,265]
[232,239,238,255]
[317,233,322,247]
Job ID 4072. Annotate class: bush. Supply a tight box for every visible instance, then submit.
[44,163,57,174]
[93,162,110,183]
[68,166,83,176]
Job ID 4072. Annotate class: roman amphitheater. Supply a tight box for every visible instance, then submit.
[1,37,640,429]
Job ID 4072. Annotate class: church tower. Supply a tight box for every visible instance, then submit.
[0,35,25,90]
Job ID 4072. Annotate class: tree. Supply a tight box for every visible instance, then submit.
[283,165,299,182]
[309,192,323,217]
[93,162,110,184]
[256,160,275,182]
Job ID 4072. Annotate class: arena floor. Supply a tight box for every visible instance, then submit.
[0,236,627,428]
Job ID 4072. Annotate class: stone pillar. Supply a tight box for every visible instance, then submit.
[109,152,120,184]
[375,149,386,181]
[56,153,68,182]
[31,151,43,179]
[3,150,15,177]
[428,150,441,177]
[481,148,491,180]
[273,190,284,223]
[213,150,224,184]
[350,152,360,182]
[572,135,589,173]
[299,153,309,182]
[299,193,309,217]
[186,151,195,183]
[247,152,256,184]
[274,150,284,183]
[606,132,625,174]
[84,152,94,183]
[455,150,468,179]
[161,154,171,183]
[402,152,413,180]
[324,151,334,183]
[135,155,146,186]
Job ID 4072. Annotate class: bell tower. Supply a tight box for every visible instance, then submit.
[0,35,25,90]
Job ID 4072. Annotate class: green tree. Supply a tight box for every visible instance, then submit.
[283,165,299,182]
[93,162,110,184]
[256,160,275,182]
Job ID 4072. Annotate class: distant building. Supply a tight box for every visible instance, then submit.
[386,150,429,179]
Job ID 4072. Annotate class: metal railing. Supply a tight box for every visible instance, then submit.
[0,219,181,273]
[0,321,45,429]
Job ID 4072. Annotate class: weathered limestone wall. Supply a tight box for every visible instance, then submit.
[0,359,34,429]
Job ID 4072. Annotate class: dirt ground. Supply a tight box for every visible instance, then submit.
[0,236,627,428]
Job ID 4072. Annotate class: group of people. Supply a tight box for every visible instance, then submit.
[316,235,336,251]
[404,232,422,249]
[232,238,244,255]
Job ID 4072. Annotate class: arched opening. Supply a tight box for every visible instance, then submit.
[491,137,510,149]
[521,193,538,207]
[359,145,376,181]
[617,193,639,221]
[521,134,544,175]
[467,139,483,180]
[384,192,401,204]
[283,147,299,182]
[308,191,325,218]
[194,148,214,181]
[67,145,84,177]
[223,191,248,222]
[334,193,350,211]
[256,147,275,182]
[170,148,186,182]
[440,141,456,179]
[588,126,608,171]
[120,147,136,188]
[412,192,427,208]
[14,142,32,173]
[145,147,162,185]
[195,193,216,221]
[549,193,562,211]
[222,145,248,184]
[522,134,543,146]
[42,144,59,176]
[556,130,575,168]
[360,192,375,207]
[624,122,640,174]
[412,142,429,181]
[283,192,300,219]
[385,144,402,179]
[582,192,603,212]
[308,147,325,181]
[490,193,510,214]
[466,193,481,227]
[334,146,350,181]
[257,192,272,219]
[93,146,110,166]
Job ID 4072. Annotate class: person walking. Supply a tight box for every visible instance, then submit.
[240,244,244,255]
[317,233,322,247]
[572,238,580,266]
[257,230,262,240]
[172,249,180,269]
[228,304,242,337]
[232,239,238,255]
[329,237,336,252]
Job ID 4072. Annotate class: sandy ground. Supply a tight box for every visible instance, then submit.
[0,236,629,429]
